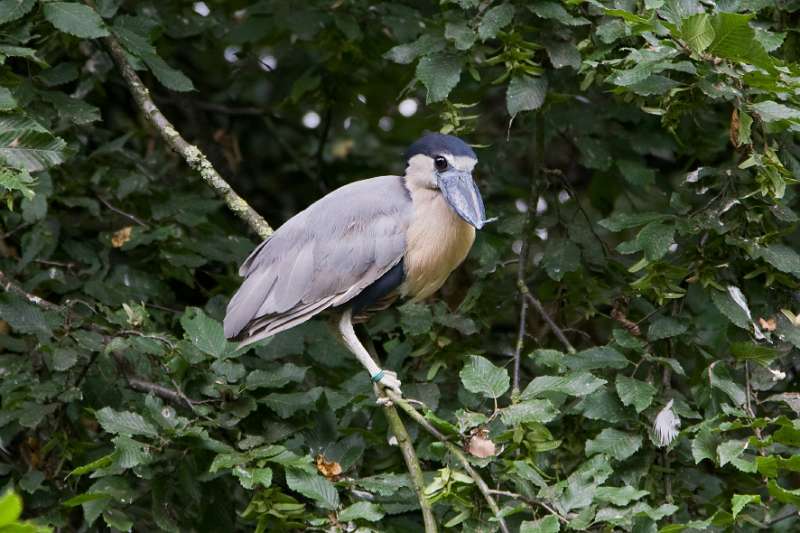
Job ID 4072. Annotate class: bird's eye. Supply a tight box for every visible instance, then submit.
[434,156,448,171]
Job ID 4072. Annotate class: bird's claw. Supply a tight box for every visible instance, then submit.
[372,370,402,406]
[378,370,402,395]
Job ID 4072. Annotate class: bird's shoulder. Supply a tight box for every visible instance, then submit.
[239,175,411,276]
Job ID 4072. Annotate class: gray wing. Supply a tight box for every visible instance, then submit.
[224,175,411,346]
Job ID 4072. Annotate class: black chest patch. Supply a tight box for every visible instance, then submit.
[349,259,405,313]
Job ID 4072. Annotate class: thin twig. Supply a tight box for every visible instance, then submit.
[0,270,60,310]
[520,285,576,354]
[487,489,567,523]
[385,390,511,533]
[512,113,544,396]
[97,25,272,239]
[127,376,197,409]
[315,107,332,192]
[98,196,149,227]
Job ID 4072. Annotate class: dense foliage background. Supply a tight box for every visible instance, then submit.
[2,0,800,531]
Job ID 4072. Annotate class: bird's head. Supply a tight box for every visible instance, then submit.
[403,133,488,230]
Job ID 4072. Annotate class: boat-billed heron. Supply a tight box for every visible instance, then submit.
[223,133,487,397]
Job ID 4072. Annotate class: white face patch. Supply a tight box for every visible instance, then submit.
[441,153,477,172]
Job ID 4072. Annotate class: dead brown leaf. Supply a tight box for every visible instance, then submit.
[730,108,741,148]
[758,317,777,331]
[467,428,496,458]
[315,454,342,480]
[111,226,133,248]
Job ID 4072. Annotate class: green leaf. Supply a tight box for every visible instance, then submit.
[595,486,649,506]
[755,243,800,274]
[750,101,800,124]
[478,3,514,41]
[500,399,557,425]
[384,34,445,64]
[567,346,629,370]
[520,515,560,533]
[143,53,195,92]
[459,355,510,398]
[710,365,746,406]
[445,21,475,51]
[95,407,158,438]
[262,387,323,418]
[541,238,578,281]
[615,375,656,413]
[730,342,779,363]
[0,167,35,200]
[691,428,718,464]
[0,294,52,338]
[338,501,385,522]
[113,436,151,469]
[521,372,606,398]
[245,364,308,390]
[233,466,272,489]
[0,86,17,111]
[355,474,411,496]
[0,490,22,526]
[180,307,233,359]
[637,221,675,261]
[529,2,588,26]
[103,509,133,532]
[0,0,35,25]
[416,53,463,103]
[598,212,669,232]
[398,302,433,336]
[768,480,800,505]
[285,468,339,510]
[43,2,110,39]
[717,439,748,467]
[0,116,69,172]
[680,13,715,54]
[647,317,688,341]
[585,428,642,461]
[708,13,772,71]
[731,494,760,519]
[711,289,750,329]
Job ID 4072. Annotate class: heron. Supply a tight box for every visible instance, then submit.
[223,133,487,398]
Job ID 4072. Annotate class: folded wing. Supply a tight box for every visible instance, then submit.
[224,175,411,346]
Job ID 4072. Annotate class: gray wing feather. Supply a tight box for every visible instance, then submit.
[224,175,411,342]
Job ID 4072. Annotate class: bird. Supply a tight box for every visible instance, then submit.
[223,133,488,397]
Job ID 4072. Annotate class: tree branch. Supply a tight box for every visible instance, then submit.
[521,285,576,355]
[360,330,437,533]
[385,390,511,533]
[0,270,60,310]
[100,32,272,240]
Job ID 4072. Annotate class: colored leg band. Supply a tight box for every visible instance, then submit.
[371,369,385,383]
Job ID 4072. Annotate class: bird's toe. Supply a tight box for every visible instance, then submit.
[379,373,402,395]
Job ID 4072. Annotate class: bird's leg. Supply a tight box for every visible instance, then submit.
[338,309,402,396]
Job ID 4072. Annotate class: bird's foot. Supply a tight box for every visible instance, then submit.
[378,370,402,394]
[371,369,402,406]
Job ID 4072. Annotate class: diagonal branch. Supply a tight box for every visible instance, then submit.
[99,31,272,240]
[385,390,511,533]
[0,270,60,310]
[522,287,576,355]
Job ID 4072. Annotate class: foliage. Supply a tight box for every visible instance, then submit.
[1,0,800,531]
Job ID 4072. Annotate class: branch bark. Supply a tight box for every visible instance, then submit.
[0,270,60,311]
[100,32,273,240]
[385,390,511,533]
[359,330,437,532]
[522,286,576,355]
